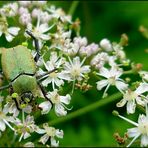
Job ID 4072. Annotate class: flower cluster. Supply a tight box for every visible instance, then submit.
[0,1,147,147]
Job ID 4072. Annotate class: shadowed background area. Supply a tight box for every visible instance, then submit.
[0,1,148,147]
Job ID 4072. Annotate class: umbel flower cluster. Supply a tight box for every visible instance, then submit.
[0,1,147,147]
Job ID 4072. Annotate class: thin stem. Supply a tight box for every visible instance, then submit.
[123,70,135,75]
[68,1,79,16]
[137,104,145,113]
[49,92,122,126]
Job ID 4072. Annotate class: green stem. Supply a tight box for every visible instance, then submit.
[68,1,79,16]
[123,70,135,75]
[137,104,145,113]
[49,92,122,126]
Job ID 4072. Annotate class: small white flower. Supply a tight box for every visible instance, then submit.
[91,52,109,69]
[139,71,148,82]
[74,36,88,47]
[15,115,37,142]
[113,43,126,60]
[117,105,148,147]
[39,101,52,115]
[100,38,112,51]
[38,52,66,89]
[0,3,18,17]
[47,89,71,116]
[18,7,29,15]
[117,83,148,114]
[26,15,54,48]
[0,104,15,132]
[0,17,20,42]
[39,123,63,146]
[47,6,71,23]
[96,66,128,97]
[19,12,31,25]
[61,56,90,81]
[79,43,99,57]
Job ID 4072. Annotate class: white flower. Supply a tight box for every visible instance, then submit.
[139,71,148,82]
[79,43,99,57]
[96,66,128,97]
[113,43,126,60]
[0,104,15,132]
[19,12,31,25]
[0,17,20,42]
[74,36,88,47]
[91,52,109,69]
[100,38,112,51]
[46,89,71,116]
[0,3,18,17]
[26,15,54,48]
[61,56,90,81]
[117,105,148,147]
[18,7,29,15]
[39,123,63,146]
[39,101,52,115]
[47,6,71,23]
[38,52,66,89]
[15,115,37,142]
[117,83,148,114]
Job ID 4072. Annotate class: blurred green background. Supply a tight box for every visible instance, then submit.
[50,1,148,147]
[0,1,148,147]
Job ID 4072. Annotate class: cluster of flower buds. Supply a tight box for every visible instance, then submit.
[0,1,147,147]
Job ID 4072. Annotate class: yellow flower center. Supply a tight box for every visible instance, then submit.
[49,72,57,78]
[124,90,138,101]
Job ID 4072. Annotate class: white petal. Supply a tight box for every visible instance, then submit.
[24,132,31,139]
[136,97,146,106]
[127,100,136,114]
[42,78,52,87]
[8,27,20,35]
[55,129,64,138]
[73,57,80,66]
[127,127,140,138]
[116,99,127,107]
[54,78,64,87]
[35,127,46,134]
[55,104,67,116]
[39,134,49,145]
[39,101,52,114]
[0,120,6,131]
[60,94,71,105]
[99,67,110,78]
[39,23,50,33]
[115,81,128,92]
[141,135,148,147]
[58,72,71,81]
[135,83,148,95]
[51,137,59,147]
[5,33,14,42]
[40,34,50,40]
[0,31,2,36]
[24,142,35,147]
[96,80,108,90]
[81,66,90,74]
